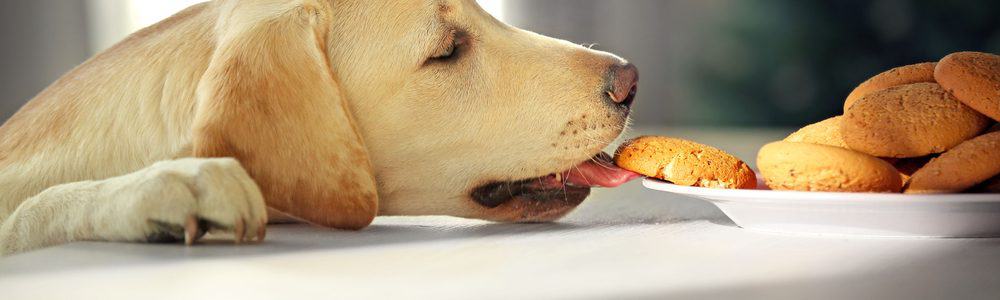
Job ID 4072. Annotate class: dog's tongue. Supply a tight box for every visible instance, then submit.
[563,154,640,188]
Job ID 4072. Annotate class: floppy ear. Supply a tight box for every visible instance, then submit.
[192,1,377,229]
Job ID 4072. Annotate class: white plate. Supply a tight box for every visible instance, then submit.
[643,178,1000,238]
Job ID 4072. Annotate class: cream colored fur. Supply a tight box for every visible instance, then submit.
[0,0,630,255]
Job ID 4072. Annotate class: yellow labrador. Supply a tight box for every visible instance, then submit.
[0,0,638,255]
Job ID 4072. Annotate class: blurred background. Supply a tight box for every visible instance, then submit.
[1,0,999,126]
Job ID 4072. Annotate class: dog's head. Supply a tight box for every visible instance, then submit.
[197,0,638,227]
[326,0,639,221]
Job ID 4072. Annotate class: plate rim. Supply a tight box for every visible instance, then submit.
[642,178,1000,204]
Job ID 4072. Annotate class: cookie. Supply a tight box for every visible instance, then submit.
[757,141,902,193]
[935,52,1000,122]
[906,131,1000,194]
[844,62,936,111]
[614,136,757,189]
[842,82,992,158]
[784,116,848,148]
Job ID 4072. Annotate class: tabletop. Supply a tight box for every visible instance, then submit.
[3,127,999,300]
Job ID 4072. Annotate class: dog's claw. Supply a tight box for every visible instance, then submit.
[256,223,266,242]
[234,218,246,244]
[184,215,198,246]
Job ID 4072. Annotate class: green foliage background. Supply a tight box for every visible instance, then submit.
[684,0,1000,126]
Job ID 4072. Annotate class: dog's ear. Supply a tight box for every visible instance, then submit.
[193,1,377,229]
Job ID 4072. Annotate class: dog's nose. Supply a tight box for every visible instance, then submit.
[607,63,638,108]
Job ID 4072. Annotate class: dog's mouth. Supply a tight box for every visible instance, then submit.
[470,153,639,219]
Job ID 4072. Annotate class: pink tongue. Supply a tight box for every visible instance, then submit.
[564,158,640,188]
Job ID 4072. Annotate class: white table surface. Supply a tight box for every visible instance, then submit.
[3,128,999,300]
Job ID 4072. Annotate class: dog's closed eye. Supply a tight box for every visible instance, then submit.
[426,29,467,64]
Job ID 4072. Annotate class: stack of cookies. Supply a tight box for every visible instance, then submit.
[758,51,1000,194]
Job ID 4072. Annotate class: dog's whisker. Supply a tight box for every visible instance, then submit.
[561,170,571,204]
[589,156,617,170]
[572,165,593,186]
[577,129,605,144]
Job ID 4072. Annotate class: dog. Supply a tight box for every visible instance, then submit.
[0,0,638,255]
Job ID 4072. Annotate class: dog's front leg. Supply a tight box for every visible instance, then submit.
[0,158,267,255]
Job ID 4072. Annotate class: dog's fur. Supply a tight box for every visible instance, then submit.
[0,0,631,255]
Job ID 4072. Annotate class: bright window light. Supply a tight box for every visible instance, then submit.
[126,0,206,31]
[86,0,205,53]
[477,0,506,22]
[129,1,505,29]
[89,0,505,53]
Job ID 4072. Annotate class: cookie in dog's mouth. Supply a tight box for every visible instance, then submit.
[470,153,639,216]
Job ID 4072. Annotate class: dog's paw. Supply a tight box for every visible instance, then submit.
[112,158,268,245]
